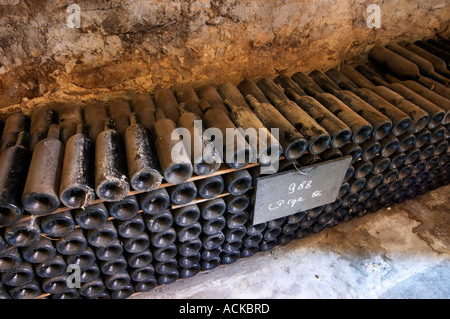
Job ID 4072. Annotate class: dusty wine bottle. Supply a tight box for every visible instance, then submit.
[415,40,450,66]
[415,128,432,148]
[0,131,31,226]
[176,222,202,242]
[83,101,109,142]
[283,87,352,149]
[319,147,343,161]
[139,187,170,215]
[29,106,54,152]
[397,131,417,152]
[177,103,222,176]
[116,214,145,239]
[371,156,391,174]
[218,83,282,164]
[404,146,422,165]
[55,228,88,256]
[201,216,226,235]
[325,68,360,91]
[203,106,251,169]
[353,160,373,179]
[389,151,407,170]
[0,247,22,272]
[296,83,373,144]
[22,124,64,215]
[199,198,226,220]
[104,271,131,291]
[398,164,414,180]
[150,226,176,248]
[168,181,197,205]
[42,274,70,295]
[257,77,331,155]
[224,169,253,196]
[154,88,181,124]
[144,209,173,233]
[129,264,155,282]
[178,238,202,257]
[108,97,132,138]
[386,43,450,86]
[399,80,449,125]
[245,93,308,159]
[22,236,56,264]
[225,194,250,215]
[153,109,193,184]
[65,246,96,270]
[196,85,230,115]
[172,83,204,118]
[75,202,109,230]
[100,255,127,275]
[368,46,423,81]
[95,238,124,261]
[4,218,40,248]
[152,244,177,262]
[370,86,430,133]
[59,124,95,209]
[78,277,106,298]
[1,262,35,287]
[87,220,118,248]
[399,42,450,78]
[196,175,225,199]
[107,195,139,221]
[419,144,435,161]
[355,63,390,86]
[57,103,84,145]
[123,231,150,254]
[40,210,76,238]
[0,113,29,154]
[201,231,225,250]
[384,83,445,130]
[34,254,66,278]
[340,66,376,89]
[172,204,201,227]
[348,178,366,195]
[131,93,156,132]
[95,118,130,202]
[124,113,162,192]
[244,83,309,155]
[350,87,412,137]
[379,134,400,157]
[339,142,363,164]
[360,138,381,161]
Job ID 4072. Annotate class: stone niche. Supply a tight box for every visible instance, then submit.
[0,0,449,116]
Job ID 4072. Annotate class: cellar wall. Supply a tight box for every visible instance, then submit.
[0,0,449,116]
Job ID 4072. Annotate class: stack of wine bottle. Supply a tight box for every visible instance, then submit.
[0,38,449,299]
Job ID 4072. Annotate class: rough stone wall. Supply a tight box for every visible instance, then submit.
[0,0,449,115]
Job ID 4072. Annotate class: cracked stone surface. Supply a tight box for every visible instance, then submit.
[0,0,449,117]
[130,184,450,299]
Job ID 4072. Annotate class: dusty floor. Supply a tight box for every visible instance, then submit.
[130,184,450,299]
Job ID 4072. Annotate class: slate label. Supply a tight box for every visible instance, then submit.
[252,156,352,225]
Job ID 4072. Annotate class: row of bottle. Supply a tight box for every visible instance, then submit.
[0,154,447,299]
[1,38,448,226]
[0,181,256,299]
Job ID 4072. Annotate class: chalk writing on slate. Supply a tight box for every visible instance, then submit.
[252,156,352,225]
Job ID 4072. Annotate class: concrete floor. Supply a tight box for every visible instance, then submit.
[130,184,450,299]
